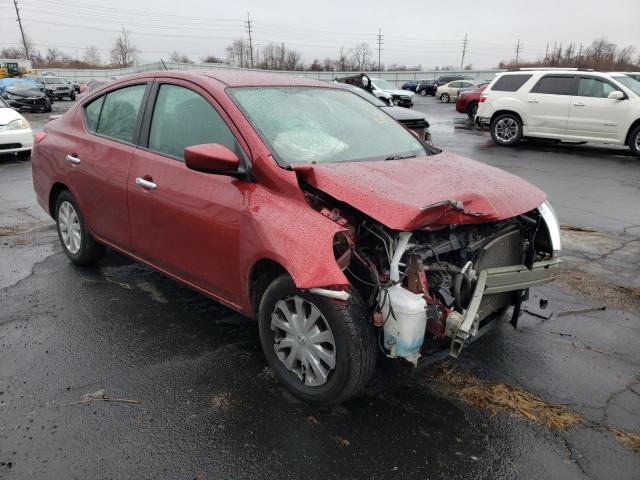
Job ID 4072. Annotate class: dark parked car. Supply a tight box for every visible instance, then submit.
[337,83,431,142]
[32,70,561,405]
[401,80,418,92]
[1,79,52,112]
[416,79,437,96]
[63,78,81,93]
[435,74,473,87]
[455,85,487,120]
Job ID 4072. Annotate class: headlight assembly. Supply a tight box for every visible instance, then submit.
[7,118,30,130]
[538,200,561,253]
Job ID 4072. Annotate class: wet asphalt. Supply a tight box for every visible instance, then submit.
[0,95,639,479]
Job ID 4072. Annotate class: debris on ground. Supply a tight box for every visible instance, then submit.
[431,364,581,430]
[208,392,233,412]
[556,306,606,317]
[335,436,350,447]
[308,415,321,427]
[560,225,598,233]
[614,430,640,454]
[65,389,141,406]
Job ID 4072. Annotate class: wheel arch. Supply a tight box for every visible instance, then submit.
[490,109,524,126]
[48,182,69,218]
[624,118,640,145]
[248,258,289,317]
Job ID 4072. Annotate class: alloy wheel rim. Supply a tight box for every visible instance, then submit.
[271,295,336,387]
[58,201,81,254]
[442,94,449,102]
[495,118,518,142]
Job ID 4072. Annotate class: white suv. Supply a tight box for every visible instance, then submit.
[476,69,640,157]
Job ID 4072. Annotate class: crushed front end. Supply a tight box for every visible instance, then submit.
[304,185,561,365]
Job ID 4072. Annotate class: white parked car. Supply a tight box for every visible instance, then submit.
[370,78,415,107]
[476,69,640,157]
[436,80,477,103]
[0,97,33,158]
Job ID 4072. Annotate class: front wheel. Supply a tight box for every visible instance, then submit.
[258,275,376,405]
[55,190,106,265]
[629,125,640,157]
[490,113,523,146]
[419,89,427,96]
[69,92,76,101]
[440,93,450,103]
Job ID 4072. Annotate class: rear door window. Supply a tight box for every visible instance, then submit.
[531,76,576,95]
[84,84,147,143]
[147,84,236,160]
[84,96,104,132]
[491,74,532,92]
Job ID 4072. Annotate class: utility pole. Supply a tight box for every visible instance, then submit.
[460,33,468,70]
[544,42,549,63]
[515,39,522,65]
[13,0,29,59]
[376,28,384,72]
[577,43,583,65]
[245,12,254,68]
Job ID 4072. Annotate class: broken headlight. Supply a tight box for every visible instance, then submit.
[538,200,561,254]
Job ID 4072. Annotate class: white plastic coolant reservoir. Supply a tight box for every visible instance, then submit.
[381,284,427,364]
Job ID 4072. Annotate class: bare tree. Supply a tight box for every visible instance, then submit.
[226,39,251,68]
[110,28,140,67]
[83,45,102,66]
[350,43,371,70]
[169,51,194,64]
[202,54,224,64]
[45,48,63,64]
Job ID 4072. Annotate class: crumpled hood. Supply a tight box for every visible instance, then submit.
[293,151,546,231]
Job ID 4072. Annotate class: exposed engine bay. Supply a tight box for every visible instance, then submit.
[302,182,561,365]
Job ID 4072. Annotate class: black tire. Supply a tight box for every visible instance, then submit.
[419,89,427,96]
[629,125,640,157]
[44,100,52,113]
[55,190,105,265]
[467,102,478,121]
[490,112,523,146]
[440,93,450,103]
[69,92,76,101]
[258,275,376,405]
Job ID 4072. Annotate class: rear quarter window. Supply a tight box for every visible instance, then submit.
[490,74,532,92]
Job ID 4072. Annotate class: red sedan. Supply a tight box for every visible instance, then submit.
[32,71,561,404]
[456,85,487,120]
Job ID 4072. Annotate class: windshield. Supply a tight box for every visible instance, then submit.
[45,78,65,84]
[371,79,396,90]
[341,84,386,107]
[612,76,640,96]
[230,87,428,166]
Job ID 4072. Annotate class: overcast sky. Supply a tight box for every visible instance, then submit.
[1,0,638,69]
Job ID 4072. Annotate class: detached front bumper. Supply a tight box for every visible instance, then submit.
[0,128,34,154]
[449,257,561,357]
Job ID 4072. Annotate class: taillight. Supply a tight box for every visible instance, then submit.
[479,96,487,103]
[34,131,47,144]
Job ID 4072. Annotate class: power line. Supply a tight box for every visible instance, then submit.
[13,0,30,58]
[376,28,383,71]
[460,33,468,69]
[245,12,254,68]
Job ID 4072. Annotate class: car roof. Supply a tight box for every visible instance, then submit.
[111,70,333,88]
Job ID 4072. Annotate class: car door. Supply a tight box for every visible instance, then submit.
[566,76,629,141]
[127,80,250,303]
[446,81,461,95]
[66,82,150,249]
[526,75,576,136]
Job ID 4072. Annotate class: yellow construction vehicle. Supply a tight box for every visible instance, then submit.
[0,59,33,78]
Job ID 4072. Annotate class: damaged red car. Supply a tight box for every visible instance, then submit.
[32,71,562,405]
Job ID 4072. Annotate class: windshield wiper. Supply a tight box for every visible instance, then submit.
[385,154,416,161]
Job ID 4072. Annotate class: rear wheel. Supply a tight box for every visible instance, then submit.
[629,125,640,157]
[467,102,479,120]
[55,190,105,265]
[490,113,523,146]
[440,93,450,103]
[419,89,427,96]
[258,275,376,405]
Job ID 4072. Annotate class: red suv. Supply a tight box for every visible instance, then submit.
[456,85,487,120]
[32,71,561,405]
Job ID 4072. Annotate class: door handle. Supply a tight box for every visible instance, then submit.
[573,102,586,106]
[65,154,81,165]
[135,177,157,190]
[528,99,539,103]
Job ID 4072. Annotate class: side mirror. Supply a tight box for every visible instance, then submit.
[608,90,625,100]
[184,143,241,176]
